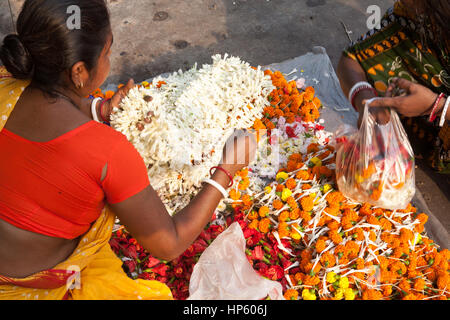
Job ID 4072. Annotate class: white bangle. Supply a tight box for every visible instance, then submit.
[348,81,373,102]
[439,96,450,127]
[91,97,103,123]
[202,178,228,199]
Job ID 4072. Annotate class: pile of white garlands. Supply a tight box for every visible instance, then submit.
[110,54,275,214]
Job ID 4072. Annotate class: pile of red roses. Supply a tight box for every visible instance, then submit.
[109,219,225,300]
[109,207,303,299]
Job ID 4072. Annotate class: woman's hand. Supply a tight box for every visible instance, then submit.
[101,78,135,121]
[364,78,440,117]
[219,130,257,176]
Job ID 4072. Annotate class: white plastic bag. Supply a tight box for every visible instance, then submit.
[335,98,415,210]
[187,222,284,300]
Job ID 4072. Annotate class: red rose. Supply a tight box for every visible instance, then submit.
[123,244,138,259]
[153,264,169,277]
[183,245,196,258]
[254,262,269,275]
[281,257,293,270]
[253,246,264,260]
[266,265,284,281]
[109,238,121,253]
[124,260,136,273]
[286,126,297,138]
[174,266,184,277]
[146,256,161,269]
[138,272,156,281]
[208,224,224,239]
[199,230,211,242]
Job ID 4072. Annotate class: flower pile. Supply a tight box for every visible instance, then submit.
[108,54,274,214]
[110,219,225,300]
[101,65,448,300]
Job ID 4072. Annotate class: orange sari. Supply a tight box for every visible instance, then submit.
[0,67,173,300]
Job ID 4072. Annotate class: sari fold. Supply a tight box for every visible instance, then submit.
[0,67,173,300]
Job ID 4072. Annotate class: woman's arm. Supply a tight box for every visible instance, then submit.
[337,54,391,125]
[78,79,135,121]
[337,55,377,114]
[109,133,256,261]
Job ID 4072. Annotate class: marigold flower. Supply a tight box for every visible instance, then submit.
[278,222,290,238]
[238,177,250,190]
[281,188,293,201]
[327,220,340,231]
[295,170,310,180]
[382,286,392,296]
[302,183,312,190]
[229,189,241,200]
[315,239,327,253]
[286,196,298,209]
[309,157,322,167]
[300,195,314,212]
[272,199,284,210]
[289,208,300,220]
[264,186,272,194]
[333,288,344,300]
[325,191,345,206]
[279,210,290,222]
[284,289,299,300]
[359,203,373,216]
[339,276,349,289]
[320,252,336,268]
[259,206,270,218]
[247,210,258,220]
[413,278,426,291]
[302,289,316,300]
[285,178,297,190]
[241,194,253,207]
[437,275,449,290]
[290,228,302,241]
[344,288,356,300]
[303,275,320,286]
[326,272,337,283]
[259,218,271,234]
[362,289,383,300]
[329,230,343,245]
[276,171,289,182]
[248,219,259,230]
[307,143,320,154]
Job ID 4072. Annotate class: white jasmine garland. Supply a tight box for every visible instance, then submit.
[110,54,275,214]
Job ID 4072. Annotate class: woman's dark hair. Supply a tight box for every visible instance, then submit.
[0,0,110,95]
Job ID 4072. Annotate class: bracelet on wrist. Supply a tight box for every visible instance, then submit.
[210,166,233,187]
[202,178,228,199]
[99,99,111,123]
[439,96,450,127]
[429,93,445,123]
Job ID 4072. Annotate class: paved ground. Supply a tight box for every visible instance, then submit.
[1,0,449,242]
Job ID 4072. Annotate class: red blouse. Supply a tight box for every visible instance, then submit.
[0,121,150,239]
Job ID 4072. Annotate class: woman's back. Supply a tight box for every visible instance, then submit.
[0,85,149,277]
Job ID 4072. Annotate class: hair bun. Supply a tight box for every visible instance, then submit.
[0,34,34,79]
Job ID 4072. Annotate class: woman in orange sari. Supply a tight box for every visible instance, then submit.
[0,0,255,299]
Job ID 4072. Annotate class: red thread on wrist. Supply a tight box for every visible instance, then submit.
[351,86,378,111]
[429,93,445,122]
[99,99,110,123]
[210,166,233,188]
